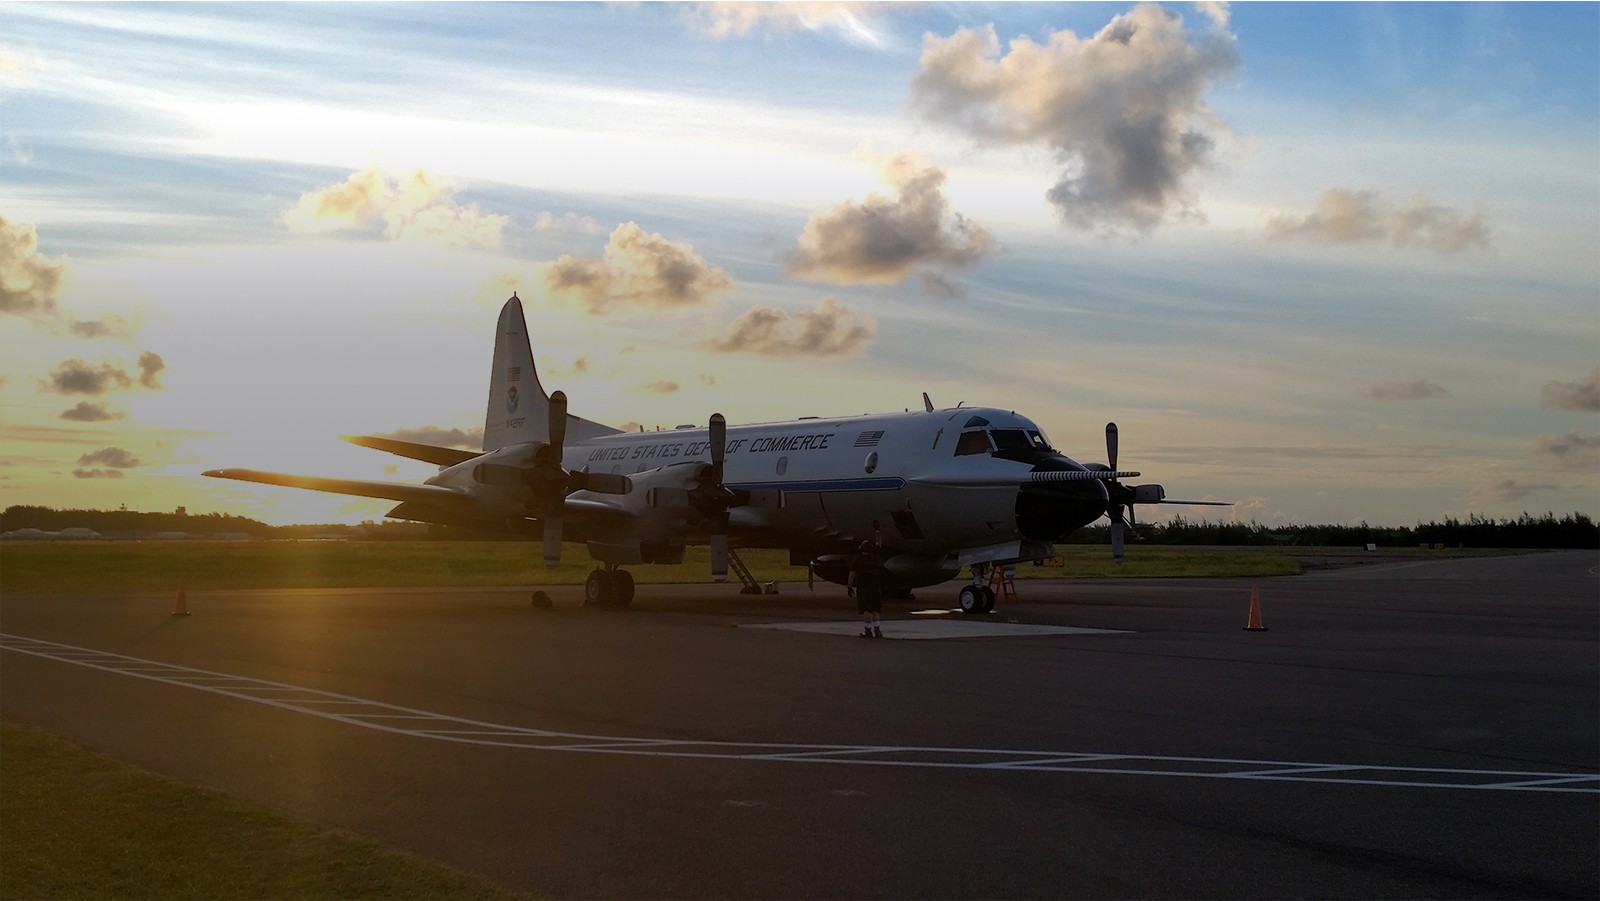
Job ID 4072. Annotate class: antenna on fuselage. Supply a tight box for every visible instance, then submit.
[922,392,934,413]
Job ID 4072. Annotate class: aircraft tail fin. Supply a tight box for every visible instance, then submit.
[484,294,621,452]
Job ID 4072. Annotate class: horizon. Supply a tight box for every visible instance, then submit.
[2,2,1596,527]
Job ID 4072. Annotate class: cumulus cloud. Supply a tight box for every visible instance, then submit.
[541,222,733,314]
[43,354,165,395]
[136,351,164,389]
[1539,367,1600,413]
[73,445,140,479]
[1367,378,1450,401]
[679,2,888,46]
[45,359,132,395]
[640,380,680,394]
[78,446,140,469]
[705,298,875,357]
[788,154,992,286]
[59,401,124,422]
[909,4,1238,233]
[1,215,65,319]
[377,425,484,448]
[1533,432,1600,472]
[1266,189,1489,253]
[282,165,508,249]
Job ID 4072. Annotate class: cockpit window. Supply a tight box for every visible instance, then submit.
[1026,430,1052,451]
[989,429,1033,452]
[954,430,992,456]
[962,415,990,428]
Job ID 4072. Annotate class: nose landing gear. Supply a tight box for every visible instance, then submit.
[958,564,997,614]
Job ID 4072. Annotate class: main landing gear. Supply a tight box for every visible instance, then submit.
[583,566,635,607]
[958,564,997,614]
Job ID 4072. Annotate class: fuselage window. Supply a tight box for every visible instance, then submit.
[954,430,992,456]
[776,456,789,475]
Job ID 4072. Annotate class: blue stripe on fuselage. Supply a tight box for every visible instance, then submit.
[730,477,906,493]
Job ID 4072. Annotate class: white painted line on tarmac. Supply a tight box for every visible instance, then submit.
[4,632,1595,794]
[741,620,1131,639]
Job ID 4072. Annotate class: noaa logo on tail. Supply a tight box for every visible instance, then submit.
[506,386,520,412]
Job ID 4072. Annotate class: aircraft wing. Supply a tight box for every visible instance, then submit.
[909,470,1142,487]
[342,435,481,467]
[202,468,472,507]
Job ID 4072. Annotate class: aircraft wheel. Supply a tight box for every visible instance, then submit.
[583,569,613,606]
[958,585,986,614]
[980,586,997,614]
[612,570,635,607]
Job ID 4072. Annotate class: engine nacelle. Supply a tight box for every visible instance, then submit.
[1133,484,1165,504]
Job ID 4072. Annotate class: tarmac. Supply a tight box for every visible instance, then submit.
[3,550,1596,898]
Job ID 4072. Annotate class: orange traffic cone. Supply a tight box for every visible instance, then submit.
[172,580,190,616]
[1243,586,1266,631]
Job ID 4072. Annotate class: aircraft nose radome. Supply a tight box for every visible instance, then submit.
[1015,458,1110,541]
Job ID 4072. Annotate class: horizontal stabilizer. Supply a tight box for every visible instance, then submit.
[202,468,470,506]
[342,435,481,467]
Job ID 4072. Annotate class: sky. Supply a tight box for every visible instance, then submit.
[2,1,1597,528]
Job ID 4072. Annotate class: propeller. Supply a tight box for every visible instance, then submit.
[1100,420,1229,564]
[522,390,632,568]
[531,391,571,568]
[707,414,730,582]
[1105,422,1128,563]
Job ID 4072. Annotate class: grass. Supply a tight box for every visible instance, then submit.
[0,540,1305,593]
[0,719,526,900]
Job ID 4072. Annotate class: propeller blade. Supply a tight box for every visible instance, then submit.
[548,390,568,457]
[1111,520,1125,564]
[1105,422,1119,472]
[709,413,726,482]
[710,528,729,583]
[542,516,563,568]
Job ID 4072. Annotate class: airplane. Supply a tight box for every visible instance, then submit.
[205,294,1226,612]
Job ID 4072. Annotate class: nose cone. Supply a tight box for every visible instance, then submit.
[1016,456,1110,541]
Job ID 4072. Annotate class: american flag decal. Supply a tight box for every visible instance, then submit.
[507,367,521,382]
[854,431,884,447]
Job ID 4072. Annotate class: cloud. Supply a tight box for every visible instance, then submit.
[282,165,508,250]
[1532,432,1600,472]
[534,212,603,236]
[705,298,875,357]
[1,215,65,319]
[1465,478,1557,508]
[788,154,992,286]
[541,222,733,314]
[137,351,165,389]
[680,2,888,47]
[909,4,1239,232]
[78,446,140,469]
[1367,378,1449,401]
[74,446,140,481]
[1266,189,1489,253]
[639,380,680,394]
[43,354,166,395]
[1539,367,1600,412]
[59,401,125,422]
[45,359,133,395]
[377,426,484,448]
[67,315,134,339]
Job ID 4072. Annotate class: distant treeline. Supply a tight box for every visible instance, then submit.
[4,505,1595,548]
[1061,511,1598,549]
